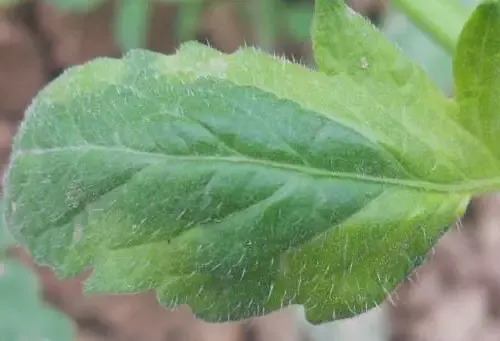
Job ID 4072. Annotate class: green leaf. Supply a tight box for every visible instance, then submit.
[47,0,105,13]
[4,41,500,323]
[115,0,151,51]
[454,0,500,157]
[391,0,473,54]
[0,259,75,341]
[311,0,458,123]
[313,0,430,80]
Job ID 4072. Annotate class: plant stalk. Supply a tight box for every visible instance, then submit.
[391,0,474,54]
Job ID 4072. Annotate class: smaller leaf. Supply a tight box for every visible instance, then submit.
[311,0,449,107]
[311,0,458,146]
[0,259,75,340]
[454,0,500,158]
[115,0,151,51]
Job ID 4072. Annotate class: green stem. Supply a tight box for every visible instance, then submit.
[176,1,206,42]
[247,0,280,52]
[391,0,474,54]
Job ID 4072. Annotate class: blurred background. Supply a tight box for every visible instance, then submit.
[0,0,483,184]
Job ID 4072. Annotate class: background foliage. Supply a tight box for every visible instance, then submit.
[0,0,483,93]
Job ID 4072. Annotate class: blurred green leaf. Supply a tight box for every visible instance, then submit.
[47,0,105,13]
[0,0,25,6]
[115,0,151,51]
[0,260,75,341]
[245,0,280,51]
[157,0,204,3]
[0,198,74,340]
[176,2,205,42]
[286,4,313,42]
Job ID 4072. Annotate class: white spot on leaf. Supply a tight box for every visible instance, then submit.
[360,57,369,69]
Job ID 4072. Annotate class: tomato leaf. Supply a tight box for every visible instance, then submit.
[311,0,462,143]
[312,0,441,87]
[5,4,500,322]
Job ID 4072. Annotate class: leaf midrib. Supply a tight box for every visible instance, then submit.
[12,144,500,194]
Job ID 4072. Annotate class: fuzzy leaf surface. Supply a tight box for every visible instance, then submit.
[312,0,458,122]
[454,0,500,158]
[4,42,500,322]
